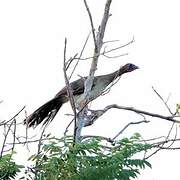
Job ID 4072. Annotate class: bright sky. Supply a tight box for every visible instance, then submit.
[0,0,180,179]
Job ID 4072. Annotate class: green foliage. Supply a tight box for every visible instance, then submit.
[0,153,24,180]
[27,134,152,180]
[0,134,152,180]
[176,103,180,115]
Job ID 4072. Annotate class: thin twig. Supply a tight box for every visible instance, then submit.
[6,137,59,145]
[74,38,134,61]
[0,106,25,126]
[63,38,77,144]
[0,120,14,157]
[83,0,97,51]
[81,135,113,142]
[112,120,149,140]
[64,119,74,136]
[103,39,120,44]
[166,124,178,149]
[103,52,128,59]
[152,86,173,115]
[145,136,180,159]
[69,32,91,79]
[65,53,78,71]
[10,119,17,157]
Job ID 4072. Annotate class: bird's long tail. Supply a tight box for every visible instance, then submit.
[24,96,64,127]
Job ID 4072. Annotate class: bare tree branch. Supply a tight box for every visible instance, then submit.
[145,136,180,159]
[0,106,25,126]
[81,135,113,142]
[63,38,77,144]
[10,119,16,156]
[102,52,128,59]
[75,37,134,61]
[112,120,150,140]
[84,0,112,99]
[69,0,113,142]
[69,32,91,79]
[0,120,14,157]
[83,0,97,50]
[65,53,78,71]
[91,104,180,124]
[152,86,173,115]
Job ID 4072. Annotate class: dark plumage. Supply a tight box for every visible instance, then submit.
[24,63,139,127]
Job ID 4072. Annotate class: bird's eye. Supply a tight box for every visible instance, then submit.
[129,64,133,69]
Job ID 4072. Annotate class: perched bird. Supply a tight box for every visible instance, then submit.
[24,63,139,127]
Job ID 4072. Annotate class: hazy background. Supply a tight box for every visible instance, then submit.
[0,0,180,179]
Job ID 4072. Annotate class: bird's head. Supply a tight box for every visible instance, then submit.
[120,63,139,74]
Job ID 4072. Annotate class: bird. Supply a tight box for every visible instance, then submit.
[24,63,139,127]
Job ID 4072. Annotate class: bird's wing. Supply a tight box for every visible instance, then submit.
[55,76,98,99]
[71,78,85,95]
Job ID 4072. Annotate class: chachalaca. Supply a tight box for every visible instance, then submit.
[24,63,139,127]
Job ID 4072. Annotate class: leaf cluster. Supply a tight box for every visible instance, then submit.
[27,133,152,180]
[0,153,24,180]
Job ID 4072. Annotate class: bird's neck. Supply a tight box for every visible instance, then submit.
[108,68,127,81]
